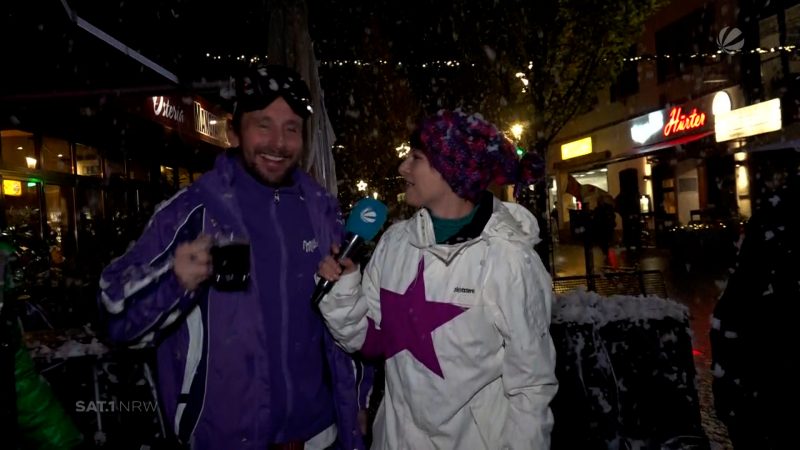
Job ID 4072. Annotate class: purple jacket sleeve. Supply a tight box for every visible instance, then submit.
[98,191,204,346]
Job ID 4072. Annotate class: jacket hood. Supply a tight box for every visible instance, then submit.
[487,200,541,247]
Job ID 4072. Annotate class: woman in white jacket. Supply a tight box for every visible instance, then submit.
[318,110,557,450]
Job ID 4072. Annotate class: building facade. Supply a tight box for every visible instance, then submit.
[548,0,800,244]
[0,91,229,324]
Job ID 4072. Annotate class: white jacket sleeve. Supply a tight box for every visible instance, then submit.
[487,246,558,450]
[317,235,387,353]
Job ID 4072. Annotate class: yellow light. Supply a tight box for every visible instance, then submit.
[712,91,732,115]
[373,191,379,199]
[737,163,752,219]
[25,157,37,169]
[2,179,22,196]
[560,137,592,160]
[510,123,524,141]
[639,195,651,213]
[737,165,749,194]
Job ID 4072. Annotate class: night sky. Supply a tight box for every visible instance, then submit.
[0,1,519,98]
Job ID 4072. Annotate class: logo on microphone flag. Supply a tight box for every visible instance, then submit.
[360,208,377,223]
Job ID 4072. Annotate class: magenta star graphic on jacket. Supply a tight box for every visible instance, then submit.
[379,258,468,378]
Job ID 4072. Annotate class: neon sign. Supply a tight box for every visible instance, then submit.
[663,107,706,137]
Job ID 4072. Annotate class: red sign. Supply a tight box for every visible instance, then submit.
[663,107,706,137]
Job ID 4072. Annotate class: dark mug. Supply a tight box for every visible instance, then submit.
[211,242,251,291]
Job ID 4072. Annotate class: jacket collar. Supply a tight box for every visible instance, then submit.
[405,194,540,265]
[211,149,316,194]
[194,149,343,250]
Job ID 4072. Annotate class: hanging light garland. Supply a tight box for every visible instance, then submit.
[621,45,798,62]
[202,54,475,68]
[203,45,797,68]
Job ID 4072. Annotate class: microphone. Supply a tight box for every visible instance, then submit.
[312,198,388,305]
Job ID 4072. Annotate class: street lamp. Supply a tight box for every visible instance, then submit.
[510,123,524,141]
[356,180,368,192]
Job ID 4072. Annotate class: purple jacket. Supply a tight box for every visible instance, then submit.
[99,153,365,450]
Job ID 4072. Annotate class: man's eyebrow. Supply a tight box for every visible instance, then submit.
[255,116,273,124]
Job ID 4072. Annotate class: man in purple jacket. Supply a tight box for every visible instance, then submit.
[99,65,367,450]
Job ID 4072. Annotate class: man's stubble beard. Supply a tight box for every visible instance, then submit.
[240,152,300,188]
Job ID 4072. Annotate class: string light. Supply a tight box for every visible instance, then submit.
[621,46,798,62]
[202,45,797,68]
[202,54,476,69]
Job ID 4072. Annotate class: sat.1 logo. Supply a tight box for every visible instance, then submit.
[717,27,744,55]
[360,208,377,224]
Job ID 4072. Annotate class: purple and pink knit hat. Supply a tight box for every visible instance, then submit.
[411,109,545,202]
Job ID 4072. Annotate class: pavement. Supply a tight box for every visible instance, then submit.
[552,242,734,449]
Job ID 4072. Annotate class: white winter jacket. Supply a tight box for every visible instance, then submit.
[319,197,558,450]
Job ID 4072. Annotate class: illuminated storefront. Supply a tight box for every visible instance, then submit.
[550,88,747,240]
[0,93,230,272]
[551,87,794,246]
[714,97,785,220]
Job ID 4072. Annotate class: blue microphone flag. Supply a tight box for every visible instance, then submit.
[345,198,388,241]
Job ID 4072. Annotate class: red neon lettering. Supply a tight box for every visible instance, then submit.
[663,107,706,137]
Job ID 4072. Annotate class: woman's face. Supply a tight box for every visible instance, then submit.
[398,150,454,208]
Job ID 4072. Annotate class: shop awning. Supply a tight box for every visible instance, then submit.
[596,130,716,166]
[555,130,716,172]
[628,130,715,156]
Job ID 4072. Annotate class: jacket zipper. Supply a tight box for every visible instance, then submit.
[269,193,293,431]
